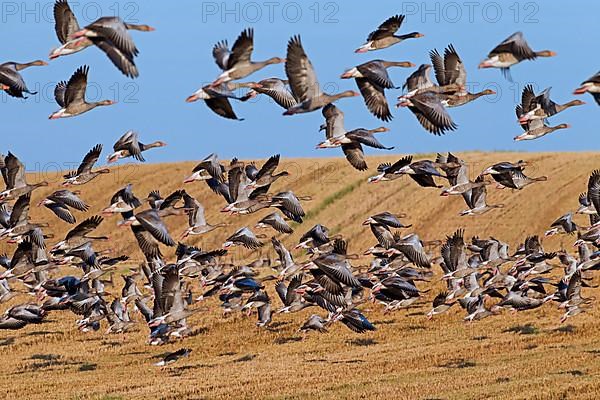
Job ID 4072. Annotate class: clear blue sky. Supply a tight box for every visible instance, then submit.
[1,0,598,170]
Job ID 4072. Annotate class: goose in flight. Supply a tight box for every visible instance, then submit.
[397,90,457,135]
[340,59,414,121]
[429,44,495,107]
[54,2,155,78]
[479,32,555,80]
[516,85,583,128]
[482,161,547,190]
[459,175,504,216]
[355,14,423,53]
[0,60,47,98]
[49,66,116,119]
[183,153,227,183]
[255,212,293,234]
[316,104,393,171]
[0,153,48,201]
[186,82,256,120]
[245,154,289,190]
[38,190,89,224]
[62,144,110,186]
[514,104,569,141]
[368,155,413,183]
[107,131,166,163]
[284,35,359,115]
[210,28,284,87]
[223,227,265,249]
[245,78,298,109]
[180,192,226,238]
[574,71,600,105]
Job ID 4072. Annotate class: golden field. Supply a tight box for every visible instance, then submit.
[2,151,600,400]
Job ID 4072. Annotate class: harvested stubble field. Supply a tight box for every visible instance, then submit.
[3,151,600,400]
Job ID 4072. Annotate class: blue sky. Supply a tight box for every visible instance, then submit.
[1,0,598,169]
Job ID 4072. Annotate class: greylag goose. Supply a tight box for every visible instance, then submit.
[0,60,47,98]
[545,213,578,236]
[479,32,555,80]
[515,103,569,141]
[50,0,92,59]
[270,191,307,223]
[0,194,47,241]
[394,155,452,188]
[429,44,495,107]
[274,275,305,313]
[305,239,362,291]
[0,152,48,201]
[464,295,498,322]
[186,82,256,120]
[38,190,89,224]
[147,266,201,328]
[336,309,376,333]
[223,227,264,249]
[340,60,414,121]
[299,314,329,333]
[574,71,600,105]
[107,131,166,163]
[272,237,300,279]
[364,218,397,249]
[49,66,116,119]
[587,170,600,216]
[517,85,584,124]
[66,15,154,78]
[318,104,392,149]
[437,153,491,197]
[255,212,293,234]
[132,208,180,247]
[388,233,431,268]
[183,153,226,183]
[430,44,466,89]
[576,191,599,225]
[397,91,457,135]
[295,224,331,250]
[460,175,503,216]
[50,215,107,254]
[210,28,284,86]
[316,104,393,171]
[146,189,186,212]
[398,63,463,102]
[355,15,423,53]
[485,167,547,190]
[493,286,551,312]
[400,64,435,96]
[284,35,359,115]
[368,155,413,183]
[62,144,110,186]
[559,272,590,323]
[245,78,298,109]
[481,160,528,175]
[363,212,410,229]
[180,192,226,238]
[221,162,271,214]
[481,160,546,189]
[440,179,489,196]
[246,154,289,190]
[1,304,46,327]
[102,184,141,218]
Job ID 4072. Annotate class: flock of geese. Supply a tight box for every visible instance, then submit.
[1,2,600,366]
